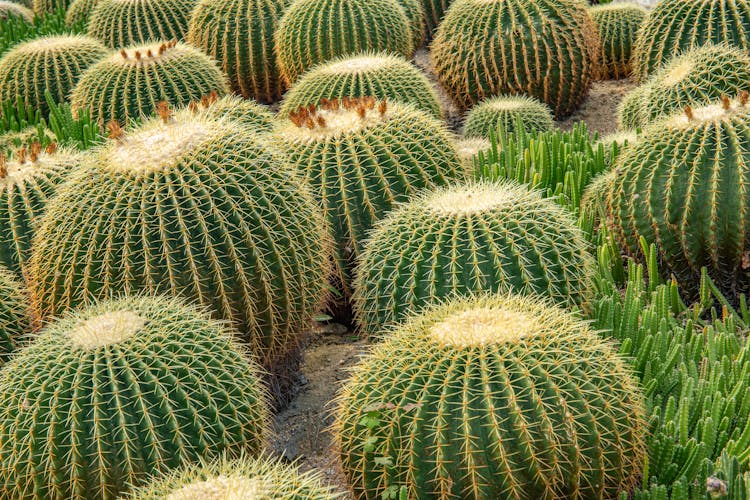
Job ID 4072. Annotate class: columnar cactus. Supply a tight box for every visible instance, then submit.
[0,266,29,364]
[462,95,555,138]
[608,95,750,296]
[278,53,442,119]
[0,295,268,499]
[335,293,647,499]
[617,85,647,130]
[274,0,413,84]
[0,35,108,116]
[353,181,595,335]
[0,0,32,20]
[632,0,750,81]
[70,41,229,126]
[589,3,647,79]
[431,0,600,117]
[65,0,100,27]
[187,0,289,103]
[87,0,198,48]
[271,98,463,296]
[422,0,451,35]
[187,92,275,133]
[27,109,331,369]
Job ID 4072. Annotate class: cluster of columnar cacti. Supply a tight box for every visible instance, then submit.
[431,0,600,117]
[462,95,554,138]
[589,3,647,79]
[70,41,229,126]
[0,35,108,116]
[0,295,268,499]
[0,1,32,20]
[0,266,28,363]
[188,91,275,133]
[335,293,648,499]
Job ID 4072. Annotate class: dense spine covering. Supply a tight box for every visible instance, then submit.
[335,294,647,499]
[187,0,288,103]
[187,93,275,133]
[455,137,491,174]
[589,3,647,79]
[272,98,463,296]
[27,109,331,368]
[0,295,268,499]
[462,95,555,138]
[0,35,109,117]
[396,0,425,50]
[0,126,53,154]
[65,0,100,27]
[278,53,442,118]
[353,181,595,335]
[274,0,413,85]
[70,41,229,126]
[608,96,750,296]
[431,0,600,117]
[632,0,750,81]
[0,1,32,20]
[0,266,29,364]
[580,168,616,227]
[32,0,69,15]
[617,85,647,130]
[422,0,452,35]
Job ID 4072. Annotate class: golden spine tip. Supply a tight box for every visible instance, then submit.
[107,120,124,141]
[45,143,57,155]
[0,153,6,179]
[740,90,749,106]
[684,105,694,120]
[156,101,173,124]
[17,146,26,164]
[721,94,731,110]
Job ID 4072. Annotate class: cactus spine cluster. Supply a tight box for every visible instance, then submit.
[353,181,595,335]
[87,0,198,48]
[274,0,413,84]
[271,97,463,296]
[335,293,647,499]
[187,0,288,103]
[0,126,53,154]
[0,295,268,499]
[0,35,109,117]
[70,41,229,126]
[0,0,32,20]
[187,92,275,133]
[589,3,647,80]
[431,0,600,117]
[279,53,442,119]
[0,266,29,364]
[617,85,647,130]
[27,109,331,369]
[462,95,555,138]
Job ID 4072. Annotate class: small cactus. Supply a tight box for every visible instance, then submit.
[455,136,490,174]
[617,85,647,130]
[589,3,647,79]
[596,130,639,153]
[32,0,69,15]
[462,95,555,139]
[0,265,29,364]
[580,168,616,228]
[64,0,100,27]
[184,91,275,133]
[0,0,32,20]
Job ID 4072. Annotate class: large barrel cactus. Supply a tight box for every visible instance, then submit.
[0,266,29,364]
[632,0,750,81]
[589,3,647,79]
[0,1,32,20]
[396,0,425,50]
[431,0,600,117]
[462,95,554,138]
[28,109,331,369]
[187,0,289,103]
[0,295,268,499]
[65,0,100,27]
[70,41,229,126]
[271,97,463,296]
[617,85,647,130]
[0,35,108,117]
[188,93,275,133]
[335,293,647,499]
[87,0,198,48]
[278,52,442,119]
[353,181,594,335]
[608,96,750,296]
[274,0,413,84]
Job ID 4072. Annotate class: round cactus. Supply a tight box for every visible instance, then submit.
[422,0,451,34]
[639,44,750,126]
[187,93,275,133]
[589,3,647,80]
[580,168,616,227]
[70,41,229,127]
[0,35,108,117]
[187,0,288,103]
[87,0,198,48]
[0,0,32,20]
[271,97,463,296]
[335,293,647,499]
[27,109,331,369]
[431,0,600,117]
[632,0,750,81]
[126,454,341,499]
[396,0,425,50]
[65,0,100,27]
[278,53,442,119]
[596,130,639,153]
[617,85,647,130]
[32,0,69,15]
[608,95,750,296]
[0,266,29,364]
[352,181,595,335]
[0,295,268,499]
[462,95,555,139]
[455,137,490,174]
[275,0,413,85]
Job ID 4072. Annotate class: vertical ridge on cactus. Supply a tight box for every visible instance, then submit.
[589,3,647,80]
[32,0,69,15]
[0,265,29,364]
[396,0,426,50]
[422,0,452,35]
[65,0,100,27]
[462,95,555,138]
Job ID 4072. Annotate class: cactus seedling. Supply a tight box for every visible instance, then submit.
[462,95,555,138]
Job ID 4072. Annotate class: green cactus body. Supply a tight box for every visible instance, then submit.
[190,94,275,133]
[617,85,647,130]
[0,126,53,154]
[0,295,268,499]
[589,3,647,80]
[580,168,616,227]
[0,0,32,20]
[431,0,600,117]
[32,0,68,15]
[0,35,108,117]
[455,137,490,174]
[462,95,555,139]
[396,0,425,51]
[126,454,342,499]
[632,0,750,81]
[608,98,750,296]
[639,44,750,126]
[70,41,229,127]
[65,0,100,27]
[87,0,198,48]
[0,266,29,364]
[271,98,463,296]
[335,293,647,499]
[596,130,639,153]
[274,0,413,85]
[422,0,451,35]
[27,110,331,368]
[352,181,594,335]
[278,53,442,119]
[187,0,289,103]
